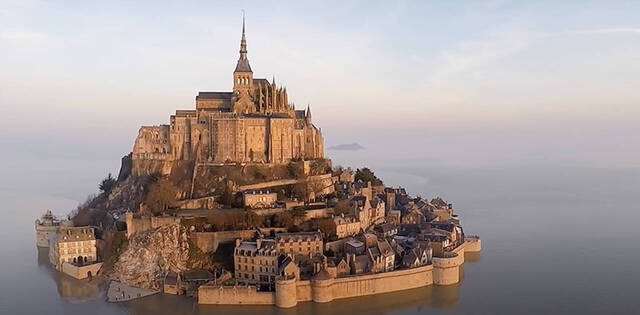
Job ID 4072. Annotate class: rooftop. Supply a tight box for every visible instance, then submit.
[196,92,233,100]
[56,227,95,243]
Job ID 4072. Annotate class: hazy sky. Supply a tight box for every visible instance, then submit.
[1,0,639,170]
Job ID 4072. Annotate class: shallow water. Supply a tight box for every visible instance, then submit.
[1,154,639,314]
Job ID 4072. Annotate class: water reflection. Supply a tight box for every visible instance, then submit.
[37,247,105,302]
[465,252,481,263]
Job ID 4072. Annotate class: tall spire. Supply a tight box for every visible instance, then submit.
[240,11,247,55]
[235,11,252,73]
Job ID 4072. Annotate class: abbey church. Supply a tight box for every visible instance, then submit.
[132,20,324,172]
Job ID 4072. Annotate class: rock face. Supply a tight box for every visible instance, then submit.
[110,224,190,290]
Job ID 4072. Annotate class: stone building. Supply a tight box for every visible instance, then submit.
[234,238,279,286]
[368,240,395,273]
[243,190,277,209]
[333,215,361,239]
[132,19,324,175]
[35,210,63,247]
[163,271,181,295]
[275,232,323,258]
[48,227,98,270]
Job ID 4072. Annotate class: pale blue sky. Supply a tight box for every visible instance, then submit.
[1,0,639,169]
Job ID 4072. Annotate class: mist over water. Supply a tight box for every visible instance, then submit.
[1,147,638,314]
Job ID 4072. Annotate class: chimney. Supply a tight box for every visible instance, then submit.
[256,238,262,249]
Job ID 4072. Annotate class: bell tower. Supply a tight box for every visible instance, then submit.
[233,15,253,100]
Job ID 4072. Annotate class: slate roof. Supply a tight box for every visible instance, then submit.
[196,92,233,100]
[375,224,397,234]
[182,270,214,281]
[56,227,95,243]
[164,271,178,285]
[235,57,252,72]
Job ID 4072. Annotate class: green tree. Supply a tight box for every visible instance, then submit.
[99,173,117,194]
[333,199,351,216]
[246,210,262,228]
[221,183,234,207]
[290,207,307,221]
[145,178,178,215]
[355,167,383,186]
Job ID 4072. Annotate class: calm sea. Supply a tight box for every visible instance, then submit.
[1,153,639,314]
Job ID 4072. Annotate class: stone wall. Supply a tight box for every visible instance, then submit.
[62,262,103,280]
[198,285,275,305]
[313,264,434,304]
[36,225,58,247]
[325,238,349,253]
[178,196,217,210]
[197,238,481,307]
[125,213,181,239]
[432,252,464,285]
[237,179,299,191]
[191,230,257,253]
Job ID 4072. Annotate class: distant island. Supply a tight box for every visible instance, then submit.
[35,19,481,308]
[328,143,365,151]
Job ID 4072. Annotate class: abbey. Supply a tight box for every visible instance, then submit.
[132,20,324,171]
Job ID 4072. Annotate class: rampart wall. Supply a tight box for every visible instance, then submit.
[198,285,275,305]
[191,230,256,253]
[197,236,480,307]
[62,262,103,280]
[125,213,181,238]
[178,196,217,210]
[36,225,59,247]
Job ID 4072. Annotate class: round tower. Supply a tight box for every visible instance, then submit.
[432,252,464,285]
[464,236,482,252]
[311,269,334,303]
[275,276,297,308]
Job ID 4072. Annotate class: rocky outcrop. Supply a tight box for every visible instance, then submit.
[109,223,209,290]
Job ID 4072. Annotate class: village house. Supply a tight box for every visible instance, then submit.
[333,214,361,238]
[49,227,98,270]
[182,270,215,297]
[234,238,279,286]
[277,255,300,280]
[352,195,386,231]
[335,258,351,277]
[402,247,432,268]
[386,210,402,225]
[243,190,278,209]
[368,240,395,273]
[163,271,181,295]
[344,239,365,255]
[275,232,323,257]
[347,254,370,275]
[374,223,399,238]
[402,203,427,225]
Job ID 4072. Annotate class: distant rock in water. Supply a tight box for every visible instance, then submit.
[328,143,365,151]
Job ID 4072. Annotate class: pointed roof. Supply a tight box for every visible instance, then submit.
[235,14,252,73]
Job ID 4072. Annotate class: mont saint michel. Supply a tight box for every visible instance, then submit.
[11,2,638,315]
[33,20,481,308]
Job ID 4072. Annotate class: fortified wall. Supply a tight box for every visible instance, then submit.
[124,212,181,238]
[199,237,482,308]
[191,230,257,253]
[61,262,103,280]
